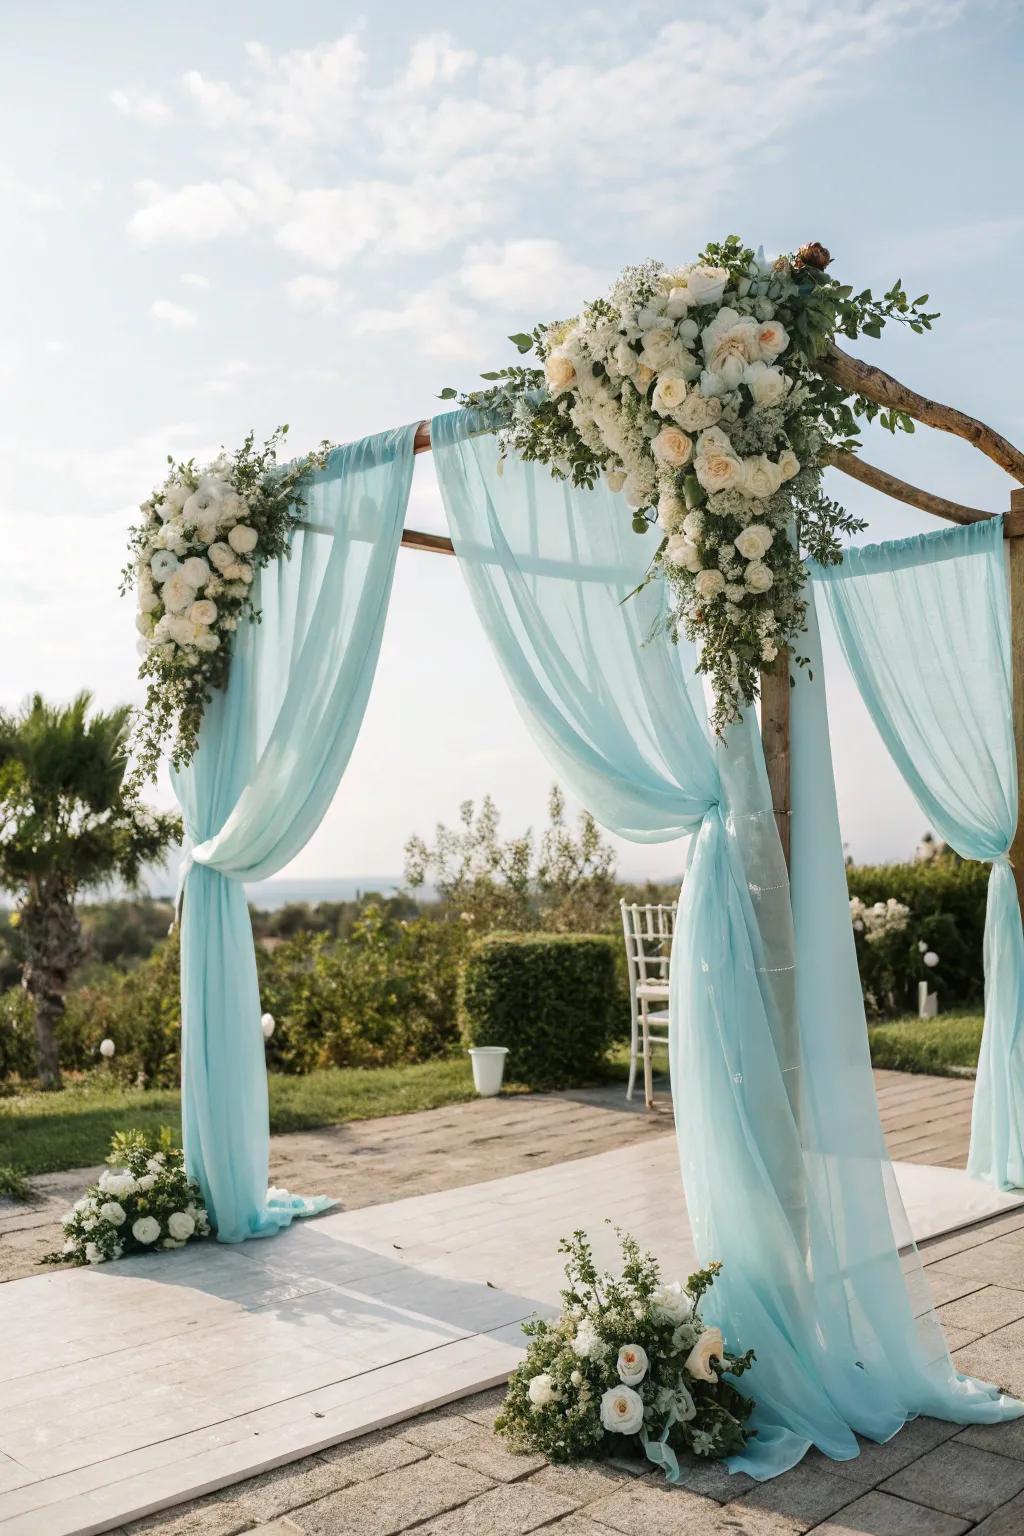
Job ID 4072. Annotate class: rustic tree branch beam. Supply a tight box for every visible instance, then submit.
[824,449,991,526]
[820,343,1024,484]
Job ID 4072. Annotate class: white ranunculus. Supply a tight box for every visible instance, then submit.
[161,571,197,614]
[756,320,790,358]
[98,1201,126,1226]
[616,1344,649,1386]
[604,466,627,493]
[744,561,775,594]
[685,1326,725,1383]
[179,556,211,589]
[131,1216,161,1245]
[527,1372,558,1408]
[651,370,688,416]
[742,360,789,408]
[228,524,259,554]
[657,493,685,532]
[188,599,217,627]
[665,535,702,572]
[652,427,693,469]
[735,524,774,561]
[150,550,180,584]
[682,264,729,308]
[545,350,576,394]
[742,455,784,500]
[600,1385,645,1435]
[168,1211,196,1241]
[695,568,726,600]
[777,449,800,481]
[652,1280,693,1324]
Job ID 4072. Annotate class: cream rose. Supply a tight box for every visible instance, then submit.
[756,320,790,358]
[616,1344,649,1386]
[545,350,576,394]
[638,322,675,369]
[777,448,800,481]
[742,455,784,500]
[742,360,789,408]
[228,524,259,554]
[682,264,729,307]
[702,312,759,386]
[651,370,688,415]
[734,524,773,561]
[600,1385,645,1435]
[665,535,702,572]
[685,1327,725,1384]
[694,442,744,495]
[674,393,723,433]
[694,568,726,600]
[744,561,775,593]
[665,286,690,319]
[188,599,218,627]
[652,427,693,469]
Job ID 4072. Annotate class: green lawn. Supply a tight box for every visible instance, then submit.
[866,1012,983,1076]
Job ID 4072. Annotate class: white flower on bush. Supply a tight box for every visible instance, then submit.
[572,1320,606,1359]
[694,428,744,494]
[742,455,784,500]
[599,1384,645,1435]
[742,360,790,409]
[99,1201,126,1227]
[168,1211,196,1240]
[665,535,702,573]
[695,568,727,600]
[99,1169,135,1198]
[228,524,259,555]
[680,264,729,308]
[652,1280,693,1324]
[702,310,760,386]
[744,562,774,594]
[545,351,577,394]
[527,1372,559,1408]
[685,1326,725,1383]
[137,1173,158,1192]
[85,1243,103,1265]
[734,525,773,561]
[651,370,689,416]
[638,321,676,370]
[756,320,790,358]
[616,1344,649,1385]
[131,1216,161,1245]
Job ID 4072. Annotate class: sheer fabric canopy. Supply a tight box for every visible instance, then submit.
[813,517,1024,1189]
[433,408,1022,1478]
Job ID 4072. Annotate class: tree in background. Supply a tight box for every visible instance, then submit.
[404,785,617,933]
[0,694,179,1088]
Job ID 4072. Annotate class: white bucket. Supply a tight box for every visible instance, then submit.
[468,1046,508,1097]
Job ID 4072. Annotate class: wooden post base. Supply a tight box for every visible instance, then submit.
[760,647,792,869]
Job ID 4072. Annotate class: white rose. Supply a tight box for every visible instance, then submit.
[545,350,576,394]
[527,1372,558,1408]
[682,264,729,308]
[657,493,685,532]
[228,524,259,554]
[168,1211,196,1241]
[137,1173,157,1192]
[674,393,723,433]
[695,568,726,599]
[208,541,235,573]
[694,436,744,494]
[600,1385,645,1435]
[685,1326,725,1384]
[612,339,637,376]
[131,1216,161,1245]
[651,370,688,415]
[703,318,760,387]
[742,360,789,409]
[652,427,693,469]
[98,1170,135,1198]
[742,455,784,500]
[638,321,675,369]
[744,561,775,594]
[777,449,800,481]
[734,524,774,561]
[188,599,218,627]
[161,571,197,614]
[756,320,790,358]
[665,286,690,319]
[179,556,211,589]
[604,466,627,493]
[150,550,180,584]
[652,1281,693,1324]
[155,519,187,554]
[98,1201,126,1227]
[665,535,702,573]
[616,1344,649,1386]
[182,487,223,527]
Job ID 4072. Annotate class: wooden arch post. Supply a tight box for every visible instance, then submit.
[1007,487,1024,914]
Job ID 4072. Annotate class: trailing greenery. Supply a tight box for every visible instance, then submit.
[460,932,622,1089]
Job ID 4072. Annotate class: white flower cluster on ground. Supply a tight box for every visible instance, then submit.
[495,1230,755,1474]
[44,1131,210,1266]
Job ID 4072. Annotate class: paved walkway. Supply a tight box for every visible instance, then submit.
[112,1201,1024,1536]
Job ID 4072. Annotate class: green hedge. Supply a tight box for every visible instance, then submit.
[847,858,987,1011]
[459,932,621,1089]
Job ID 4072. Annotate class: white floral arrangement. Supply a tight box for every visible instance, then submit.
[449,237,936,731]
[123,427,331,778]
[849,895,911,943]
[495,1229,755,1477]
[43,1129,210,1266]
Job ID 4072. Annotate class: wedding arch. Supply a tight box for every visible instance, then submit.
[125,238,1024,1479]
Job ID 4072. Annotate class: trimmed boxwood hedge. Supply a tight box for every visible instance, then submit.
[459,932,621,1090]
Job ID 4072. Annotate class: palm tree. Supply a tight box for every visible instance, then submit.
[0,694,180,1089]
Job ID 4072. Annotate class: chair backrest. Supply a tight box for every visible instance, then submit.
[619,900,678,987]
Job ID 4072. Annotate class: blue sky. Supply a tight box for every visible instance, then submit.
[1,0,1021,879]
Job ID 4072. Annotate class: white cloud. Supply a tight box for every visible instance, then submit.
[285,274,345,316]
[150,298,198,329]
[352,281,481,363]
[180,271,211,289]
[108,87,172,124]
[197,359,255,397]
[458,239,605,315]
[883,217,1024,268]
[182,35,367,143]
[130,178,261,244]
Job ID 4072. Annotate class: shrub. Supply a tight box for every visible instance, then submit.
[0,989,36,1081]
[459,932,622,1089]
[847,857,987,1012]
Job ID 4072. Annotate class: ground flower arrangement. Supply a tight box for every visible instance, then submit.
[123,426,332,778]
[448,236,936,731]
[496,1229,755,1479]
[43,1129,210,1266]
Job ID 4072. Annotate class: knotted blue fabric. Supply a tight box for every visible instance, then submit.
[433,408,1022,1479]
[813,517,1024,1191]
[171,425,415,1242]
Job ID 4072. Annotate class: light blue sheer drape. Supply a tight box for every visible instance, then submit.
[433,409,1022,1479]
[813,518,1024,1191]
[172,425,415,1242]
